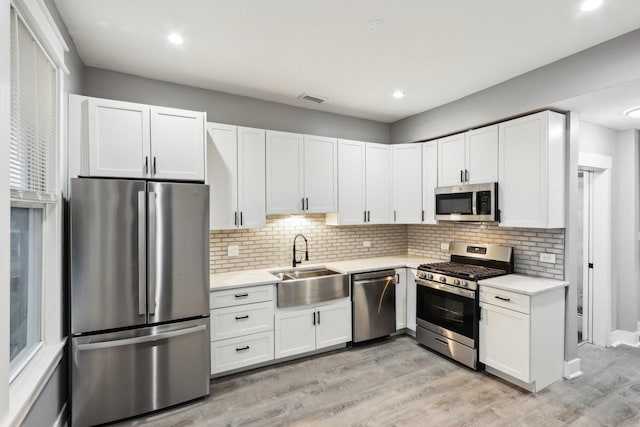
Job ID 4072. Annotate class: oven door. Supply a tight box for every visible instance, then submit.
[415,278,477,347]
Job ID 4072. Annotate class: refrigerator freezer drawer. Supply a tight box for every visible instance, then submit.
[71,318,210,426]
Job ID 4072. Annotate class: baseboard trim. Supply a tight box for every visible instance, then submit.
[563,358,583,379]
[53,402,68,427]
[609,328,640,348]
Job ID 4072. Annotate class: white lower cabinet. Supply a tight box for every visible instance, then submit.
[406,269,417,332]
[275,299,352,359]
[479,283,565,392]
[210,285,275,375]
[395,269,407,330]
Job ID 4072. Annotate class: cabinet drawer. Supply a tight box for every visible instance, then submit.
[211,331,274,375]
[210,285,274,309]
[480,286,530,314]
[210,301,273,341]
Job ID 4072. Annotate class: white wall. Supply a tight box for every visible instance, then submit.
[0,0,11,423]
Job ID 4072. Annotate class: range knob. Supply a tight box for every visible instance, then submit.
[427,273,434,280]
[439,276,447,283]
[453,279,460,286]
[419,272,427,279]
[460,280,468,288]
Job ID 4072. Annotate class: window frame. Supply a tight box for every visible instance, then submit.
[3,0,68,425]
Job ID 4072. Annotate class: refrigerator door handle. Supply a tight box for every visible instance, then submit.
[148,191,157,315]
[137,191,146,316]
[75,324,207,351]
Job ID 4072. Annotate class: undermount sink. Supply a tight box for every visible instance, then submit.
[269,267,349,308]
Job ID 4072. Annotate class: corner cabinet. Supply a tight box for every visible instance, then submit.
[274,299,351,359]
[207,123,266,230]
[395,269,407,330]
[70,95,206,181]
[406,269,417,333]
[392,144,422,223]
[498,111,565,228]
[479,278,566,392]
[421,141,438,224]
[266,131,337,214]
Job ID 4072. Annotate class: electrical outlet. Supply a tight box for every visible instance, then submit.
[440,242,450,251]
[227,245,239,257]
[363,241,371,248]
[539,252,556,263]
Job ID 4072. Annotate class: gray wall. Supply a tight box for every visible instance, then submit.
[22,0,84,425]
[390,28,640,144]
[82,67,390,144]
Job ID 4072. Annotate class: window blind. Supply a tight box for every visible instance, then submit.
[9,9,58,203]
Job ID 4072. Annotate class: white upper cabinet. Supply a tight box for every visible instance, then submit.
[465,125,498,184]
[81,96,205,181]
[421,141,438,224]
[437,133,466,186]
[330,139,366,225]
[392,143,422,223]
[437,125,498,187]
[87,97,151,178]
[207,123,265,230]
[365,143,393,224]
[303,135,338,213]
[498,111,565,228]
[150,107,205,181]
[266,131,337,214]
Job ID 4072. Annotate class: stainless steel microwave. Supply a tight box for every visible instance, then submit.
[435,182,499,222]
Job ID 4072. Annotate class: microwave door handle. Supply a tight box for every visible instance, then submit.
[472,190,477,215]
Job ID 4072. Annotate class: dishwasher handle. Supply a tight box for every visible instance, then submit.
[352,269,397,283]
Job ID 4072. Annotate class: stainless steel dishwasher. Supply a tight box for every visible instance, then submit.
[352,269,396,343]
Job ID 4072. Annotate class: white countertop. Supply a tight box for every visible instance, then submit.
[478,274,568,296]
[210,255,437,291]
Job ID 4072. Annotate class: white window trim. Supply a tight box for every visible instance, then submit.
[3,1,67,426]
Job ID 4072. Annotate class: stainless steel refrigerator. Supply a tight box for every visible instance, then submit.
[69,178,210,426]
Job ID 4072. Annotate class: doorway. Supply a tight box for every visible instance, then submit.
[577,170,594,344]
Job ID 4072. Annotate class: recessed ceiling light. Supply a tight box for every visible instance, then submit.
[393,90,405,99]
[624,106,640,118]
[580,0,603,12]
[365,19,385,32]
[167,33,184,45]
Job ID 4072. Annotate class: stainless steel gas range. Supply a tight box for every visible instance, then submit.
[415,242,513,369]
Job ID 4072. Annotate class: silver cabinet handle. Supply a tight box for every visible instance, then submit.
[465,169,469,183]
[364,211,367,222]
[317,310,320,324]
[144,156,149,175]
[367,211,370,222]
[240,211,243,226]
[137,191,146,316]
[77,324,207,351]
[305,197,309,210]
[394,210,397,222]
[460,170,464,183]
[234,211,238,226]
[153,157,157,175]
[313,312,316,325]
[148,191,157,315]
[301,197,305,211]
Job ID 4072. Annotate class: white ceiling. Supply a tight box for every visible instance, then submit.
[54,0,640,124]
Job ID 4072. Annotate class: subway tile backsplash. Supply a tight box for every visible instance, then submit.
[210,214,408,273]
[407,223,565,280]
[210,216,565,280]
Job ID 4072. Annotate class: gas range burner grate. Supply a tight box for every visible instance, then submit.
[418,262,506,280]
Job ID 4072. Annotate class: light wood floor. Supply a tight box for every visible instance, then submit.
[116,336,640,426]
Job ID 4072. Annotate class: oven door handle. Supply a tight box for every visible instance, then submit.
[415,278,476,299]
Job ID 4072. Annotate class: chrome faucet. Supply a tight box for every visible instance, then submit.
[292,234,309,267]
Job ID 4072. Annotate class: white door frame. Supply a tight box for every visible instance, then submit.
[579,170,594,343]
[577,152,612,347]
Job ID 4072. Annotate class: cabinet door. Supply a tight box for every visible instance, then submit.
[275,307,317,358]
[207,123,238,230]
[266,131,304,214]
[395,269,407,330]
[336,139,366,224]
[437,133,466,187]
[498,113,548,228]
[315,300,352,349]
[365,143,393,224]
[87,97,150,178]
[392,144,422,223]
[466,124,498,184]
[406,269,417,332]
[238,127,266,228]
[479,302,530,383]
[150,107,205,181]
[303,135,337,213]
[421,141,438,224]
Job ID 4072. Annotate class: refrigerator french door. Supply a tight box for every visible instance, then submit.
[70,178,210,426]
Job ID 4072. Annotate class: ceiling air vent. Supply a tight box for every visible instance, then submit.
[298,93,327,104]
